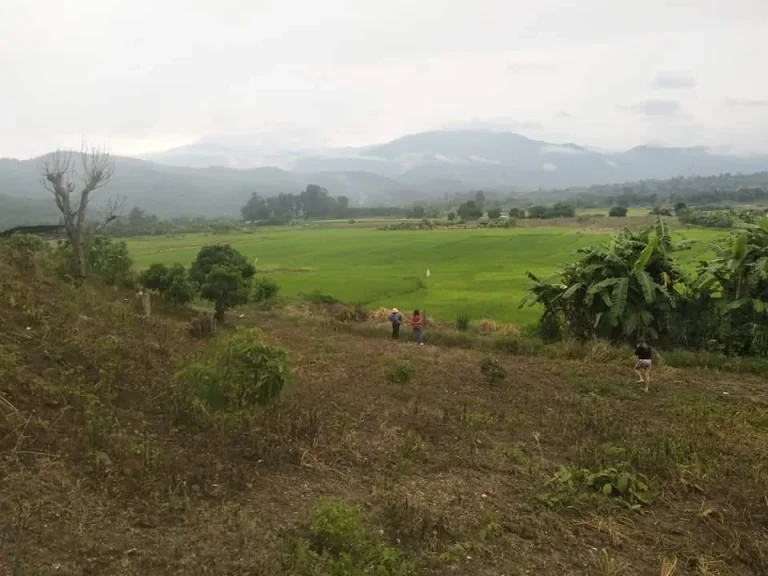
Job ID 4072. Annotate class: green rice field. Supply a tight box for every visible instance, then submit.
[127,226,724,325]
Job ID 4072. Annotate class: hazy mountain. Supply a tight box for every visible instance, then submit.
[146,130,768,190]
[2,130,768,227]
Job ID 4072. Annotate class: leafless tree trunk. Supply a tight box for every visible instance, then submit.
[41,146,116,277]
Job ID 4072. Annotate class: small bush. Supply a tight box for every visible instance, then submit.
[57,235,135,287]
[176,327,292,412]
[286,499,413,576]
[456,313,470,332]
[252,277,279,302]
[2,233,49,275]
[388,362,416,384]
[140,263,195,305]
[608,206,628,217]
[480,355,507,384]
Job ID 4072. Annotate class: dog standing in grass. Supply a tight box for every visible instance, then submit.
[634,340,653,392]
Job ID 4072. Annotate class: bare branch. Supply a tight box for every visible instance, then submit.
[81,144,114,194]
[91,195,125,234]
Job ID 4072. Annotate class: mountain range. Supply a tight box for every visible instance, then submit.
[2,130,768,227]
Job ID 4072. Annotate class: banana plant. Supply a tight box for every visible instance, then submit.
[524,218,690,342]
[695,218,768,353]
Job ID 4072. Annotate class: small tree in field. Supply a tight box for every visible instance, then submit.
[190,245,255,319]
[487,207,502,220]
[42,147,117,278]
[608,206,628,217]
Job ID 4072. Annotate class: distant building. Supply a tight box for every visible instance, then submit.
[0,224,66,238]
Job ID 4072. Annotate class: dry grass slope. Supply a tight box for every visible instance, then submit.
[1,241,767,575]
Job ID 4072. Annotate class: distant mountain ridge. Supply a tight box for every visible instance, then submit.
[146,130,768,189]
[1,130,768,225]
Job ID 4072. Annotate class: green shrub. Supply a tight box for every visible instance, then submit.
[286,499,413,576]
[479,355,507,384]
[252,277,279,302]
[65,235,135,287]
[176,327,292,412]
[456,313,470,332]
[2,233,49,275]
[140,263,195,305]
[388,362,415,384]
[608,206,628,217]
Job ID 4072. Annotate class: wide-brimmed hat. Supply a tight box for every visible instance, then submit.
[392,308,399,313]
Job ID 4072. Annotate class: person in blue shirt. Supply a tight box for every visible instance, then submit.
[389,308,402,340]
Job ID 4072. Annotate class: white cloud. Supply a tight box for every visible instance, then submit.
[1,0,768,157]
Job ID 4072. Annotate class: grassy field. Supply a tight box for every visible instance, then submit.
[127,226,724,325]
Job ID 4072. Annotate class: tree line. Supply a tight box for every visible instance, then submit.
[532,172,768,210]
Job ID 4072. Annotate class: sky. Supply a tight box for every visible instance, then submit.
[2,0,768,159]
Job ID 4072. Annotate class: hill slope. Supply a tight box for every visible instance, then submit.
[0,155,408,221]
[1,240,767,575]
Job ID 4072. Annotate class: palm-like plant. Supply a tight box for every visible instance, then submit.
[524,218,690,342]
[695,218,768,354]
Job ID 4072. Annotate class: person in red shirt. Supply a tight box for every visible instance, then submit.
[411,309,424,345]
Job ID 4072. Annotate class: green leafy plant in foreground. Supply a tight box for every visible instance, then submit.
[539,466,652,510]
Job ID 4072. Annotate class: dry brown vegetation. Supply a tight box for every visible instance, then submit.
[1,241,768,575]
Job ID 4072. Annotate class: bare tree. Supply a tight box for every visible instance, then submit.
[42,145,116,277]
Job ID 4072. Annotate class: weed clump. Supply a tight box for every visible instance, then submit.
[479,355,507,384]
[388,362,416,385]
[456,313,470,332]
[285,499,413,576]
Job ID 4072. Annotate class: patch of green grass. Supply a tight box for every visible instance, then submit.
[570,377,641,400]
[662,349,768,376]
[126,226,721,325]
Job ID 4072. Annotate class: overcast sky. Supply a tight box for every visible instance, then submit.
[2,0,768,159]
